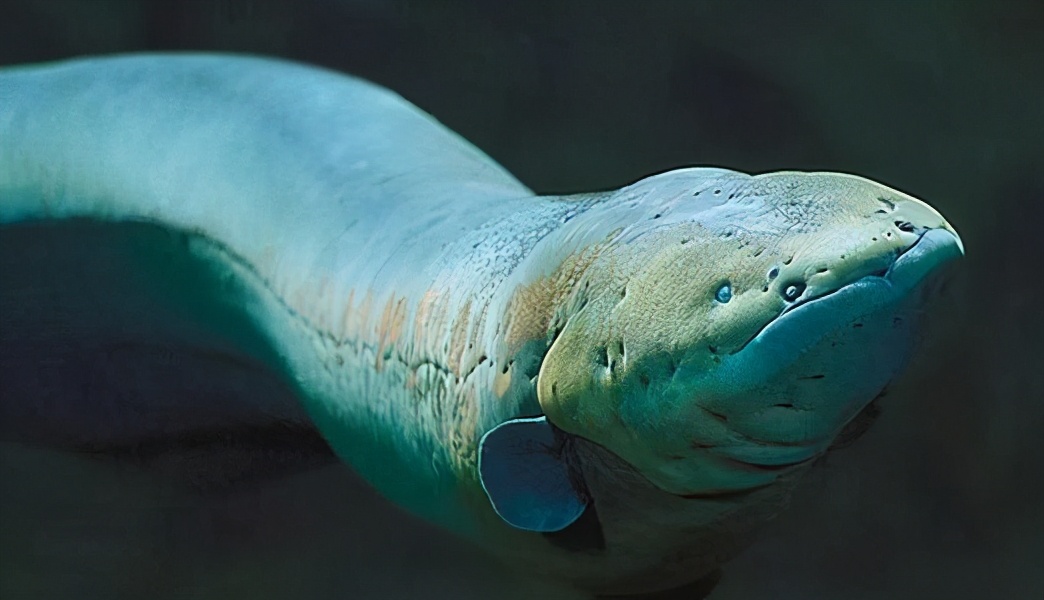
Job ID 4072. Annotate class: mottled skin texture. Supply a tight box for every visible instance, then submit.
[0,55,962,596]
[537,172,957,496]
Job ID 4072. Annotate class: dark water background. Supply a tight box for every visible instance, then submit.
[1,1,1041,598]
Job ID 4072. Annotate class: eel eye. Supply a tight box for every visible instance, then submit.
[782,282,806,302]
[715,283,733,304]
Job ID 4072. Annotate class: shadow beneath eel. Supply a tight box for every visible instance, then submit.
[598,570,723,600]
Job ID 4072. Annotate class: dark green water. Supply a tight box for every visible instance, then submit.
[1,1,1041,598]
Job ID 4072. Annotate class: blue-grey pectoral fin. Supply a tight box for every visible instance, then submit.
[477,416,588,533]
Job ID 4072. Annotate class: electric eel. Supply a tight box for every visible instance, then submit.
[0,54,963,597]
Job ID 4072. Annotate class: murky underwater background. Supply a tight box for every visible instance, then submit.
[1,1,1041,598]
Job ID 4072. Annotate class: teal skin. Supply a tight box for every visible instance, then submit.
[0,55,963,596]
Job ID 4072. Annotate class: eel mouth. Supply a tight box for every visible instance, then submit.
[735,227,964,354]
[668,228,963,500]
[792,227,960,311]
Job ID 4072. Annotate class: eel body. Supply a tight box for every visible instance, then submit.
[0,55,963,595]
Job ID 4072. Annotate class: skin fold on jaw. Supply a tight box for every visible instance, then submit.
[534,170,963,498]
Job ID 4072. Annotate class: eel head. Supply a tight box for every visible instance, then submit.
[537,170,963,497]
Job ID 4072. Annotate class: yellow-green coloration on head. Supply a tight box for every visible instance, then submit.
[536,171,962,497]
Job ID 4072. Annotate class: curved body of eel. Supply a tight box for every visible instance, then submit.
[0,55,963,596]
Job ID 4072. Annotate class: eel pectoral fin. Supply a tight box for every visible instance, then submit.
[477,416,587,533]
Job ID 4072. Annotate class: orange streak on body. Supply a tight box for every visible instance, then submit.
[375,295,408,371]
[446,299,472,375]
